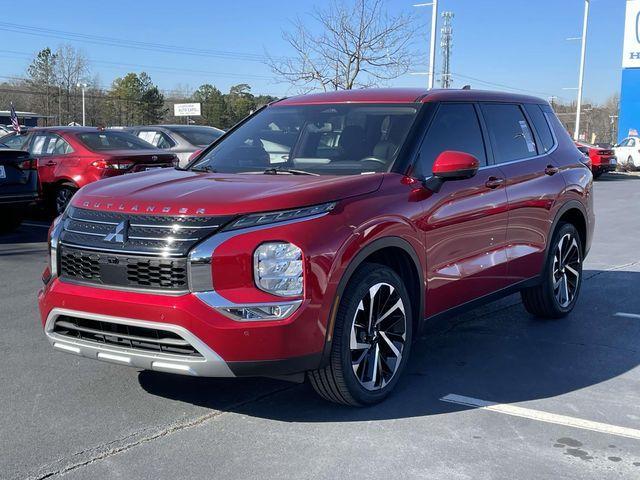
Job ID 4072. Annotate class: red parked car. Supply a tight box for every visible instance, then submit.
[39,89,594,405]
[575,141,617,179]
[0,127,177,214]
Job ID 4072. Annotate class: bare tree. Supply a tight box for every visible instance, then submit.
[55,44,88,124]
[268,0,415,92]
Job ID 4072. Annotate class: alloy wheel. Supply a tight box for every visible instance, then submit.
[350,282,407,391]
[56,188,74,215]
[552,233,581,308]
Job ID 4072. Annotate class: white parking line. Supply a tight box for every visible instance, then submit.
[615,312,640,320]
[440,394,640,441]
[23,222,51,229]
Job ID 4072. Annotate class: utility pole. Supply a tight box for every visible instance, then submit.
[440,12,454,89]
[77,83,87,126]
[414,2,439,89]
[548,96,558,111]
[609,115,618,144]
[574,0,590,140]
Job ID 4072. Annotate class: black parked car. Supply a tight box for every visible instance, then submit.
[0,147,38,233]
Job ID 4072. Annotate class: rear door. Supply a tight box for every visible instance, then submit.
[480,102,566,283]
[416,102,511,316]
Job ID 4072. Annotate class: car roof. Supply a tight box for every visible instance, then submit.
[275,88,547,106]
[27,126,111,134]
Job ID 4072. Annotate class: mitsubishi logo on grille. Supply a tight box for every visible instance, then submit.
[103,220,129,244]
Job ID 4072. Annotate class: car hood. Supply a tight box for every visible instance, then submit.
[72,168,385,216]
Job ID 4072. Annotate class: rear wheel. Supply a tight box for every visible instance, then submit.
[54,185,77,216]
[309,263,412,406]
[521,223,583,318]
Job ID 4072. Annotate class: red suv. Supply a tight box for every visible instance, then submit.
[0,127,177,214]
[38,89,594,406]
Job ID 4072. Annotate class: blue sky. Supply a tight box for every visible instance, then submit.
[0,0,625,104]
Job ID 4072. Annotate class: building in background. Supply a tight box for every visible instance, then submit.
[619,0,640,142]
[0,110,47,129]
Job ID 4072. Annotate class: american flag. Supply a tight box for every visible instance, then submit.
[10,103,21,134]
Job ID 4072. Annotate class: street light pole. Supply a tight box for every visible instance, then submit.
[414,1,439,89]
[574,0,589,140]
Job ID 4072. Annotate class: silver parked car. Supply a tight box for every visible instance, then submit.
[126,125,224,166]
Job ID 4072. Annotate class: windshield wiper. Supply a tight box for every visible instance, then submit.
[262,167,318,176]
[191,165,218,173]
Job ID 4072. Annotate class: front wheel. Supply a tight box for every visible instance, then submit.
[521,223,583,318]
[309,263,412,406]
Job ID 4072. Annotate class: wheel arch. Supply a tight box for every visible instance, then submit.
[549,200,588,254]
[320,236,424,367]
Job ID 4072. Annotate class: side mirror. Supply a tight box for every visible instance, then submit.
[432,150,480,179]
[423,151,480,192]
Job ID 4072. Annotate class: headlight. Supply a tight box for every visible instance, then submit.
[254,242,303,296]
[223,202,336,231]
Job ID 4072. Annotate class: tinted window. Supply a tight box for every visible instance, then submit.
[31,134,49,155]
[415,103,487,177]
[481,104,537,163]
[77,131,155,151]
[524,104,554,152]
[170,127,223,147]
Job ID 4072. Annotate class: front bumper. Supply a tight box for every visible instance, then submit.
[38,278,326,377]
[44,308,234,377]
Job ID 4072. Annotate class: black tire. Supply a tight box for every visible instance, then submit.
[308,263,413,406]
[627,156,635,172]
[54,185,77,216]
[0,209,23,234]
[521,222,583,319]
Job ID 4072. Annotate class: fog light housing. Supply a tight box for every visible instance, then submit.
[216,302,301,321]
[254,242,303,296]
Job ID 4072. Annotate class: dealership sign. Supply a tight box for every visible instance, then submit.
[623,0,640,68]
[173,103,201,117]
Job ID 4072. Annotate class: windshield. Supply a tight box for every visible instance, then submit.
[171,126,223,147]
[189,104,419,175]
[77,131,156,151]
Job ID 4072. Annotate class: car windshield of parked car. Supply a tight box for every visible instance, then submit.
[76,131,155,151]
[189,104,419,175]
[172,126,223,147]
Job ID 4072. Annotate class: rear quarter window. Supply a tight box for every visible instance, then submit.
[524,104,555,153]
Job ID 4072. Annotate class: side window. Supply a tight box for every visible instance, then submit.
[524,104,554,152]
[620,138,630,147]
[137,130,174,149]
[31,134,49,156]
[629,138,636,148]
[481,104,537,163]
[50,135,74,155]
[415,103,487,177]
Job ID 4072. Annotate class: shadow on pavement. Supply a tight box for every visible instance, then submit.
[139,269,640,422]
[597,172,640,181]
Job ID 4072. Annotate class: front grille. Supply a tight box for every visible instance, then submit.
[59,246,188,291]
[57,206,235,292]
[53,315,203,357]
[60,206,234,257]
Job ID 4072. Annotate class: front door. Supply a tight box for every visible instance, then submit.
[414,103,510,316]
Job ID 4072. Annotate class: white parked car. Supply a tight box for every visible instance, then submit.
[614,136,640,170]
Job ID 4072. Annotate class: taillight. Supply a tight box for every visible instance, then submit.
[17,158,36,170]
[90,159,134,170]
[188,149,203,162]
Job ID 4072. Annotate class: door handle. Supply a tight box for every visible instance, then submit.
[485,176,505,189]
[544,165,559,176]
[45,161,57,167]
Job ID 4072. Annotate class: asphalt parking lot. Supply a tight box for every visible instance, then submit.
[2,172,640,480]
